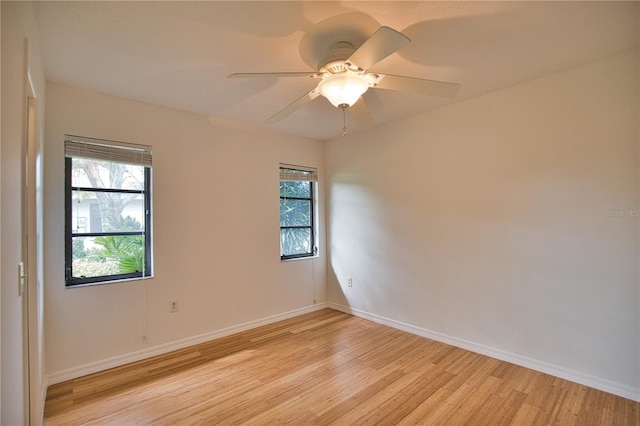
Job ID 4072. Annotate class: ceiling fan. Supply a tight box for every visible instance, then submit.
[229,26,461,134]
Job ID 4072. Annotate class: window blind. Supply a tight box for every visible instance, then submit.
[65,135,152,167]
[279,165,317,182]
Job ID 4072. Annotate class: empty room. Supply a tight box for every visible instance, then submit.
[1,1,639,425]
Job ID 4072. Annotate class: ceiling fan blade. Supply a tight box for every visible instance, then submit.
[374,74,461,98]
[346,26,410,71]
[349,97,375,130]
[228,72,319,79]
[265,88,321,124]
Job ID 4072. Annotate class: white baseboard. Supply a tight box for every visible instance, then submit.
[47,303,329,385]
[328,302,640,402]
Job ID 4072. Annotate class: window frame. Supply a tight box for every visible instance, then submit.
[280,166,317,261]
[64,138,152,287]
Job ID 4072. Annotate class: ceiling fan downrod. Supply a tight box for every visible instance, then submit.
[341,104,348,136]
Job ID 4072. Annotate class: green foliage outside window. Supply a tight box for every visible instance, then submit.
[280,179,314,258]
[72,216,145,278]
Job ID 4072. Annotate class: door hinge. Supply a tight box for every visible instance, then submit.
[18,261,26,295]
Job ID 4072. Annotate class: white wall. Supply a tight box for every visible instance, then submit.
[43,82,326,380]
[326,50,639,399]
[1,1,47,424]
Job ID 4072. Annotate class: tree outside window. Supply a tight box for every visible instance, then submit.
[280,166,317,260]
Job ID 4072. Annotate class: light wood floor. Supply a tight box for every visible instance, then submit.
[44,309,638,425]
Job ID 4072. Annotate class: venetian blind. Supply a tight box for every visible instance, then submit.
[279,165,318,182]
[64,134,152,167]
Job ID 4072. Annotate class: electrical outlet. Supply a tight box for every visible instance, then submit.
[347,277,353,287]
[170,300,179,313]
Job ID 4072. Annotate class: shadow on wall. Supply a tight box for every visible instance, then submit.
[327,178,435,319]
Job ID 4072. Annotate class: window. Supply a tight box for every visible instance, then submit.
[65,135,152,286]
[280,166,317,260]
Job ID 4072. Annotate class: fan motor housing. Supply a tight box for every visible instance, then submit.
[318,42,355,74]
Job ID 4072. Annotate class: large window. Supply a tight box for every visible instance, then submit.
[280,166,317,260]
[65,135,152,286]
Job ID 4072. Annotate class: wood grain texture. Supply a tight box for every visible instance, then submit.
[44,309,639,425]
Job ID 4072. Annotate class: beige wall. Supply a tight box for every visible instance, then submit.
[1,1,47,424]
[326,50,639,398]
[43,82,326,379]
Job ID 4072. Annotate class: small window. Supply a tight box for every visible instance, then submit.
[280,166,317,260]
[65,135,152,286]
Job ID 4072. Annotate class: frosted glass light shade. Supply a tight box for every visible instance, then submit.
[318,74,369,107]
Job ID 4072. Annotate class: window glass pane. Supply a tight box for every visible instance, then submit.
[72,190,145,233]
[72,235,146,278]
[280,199,311,226]
[280,228,312,256]
[71,158,144,190]
[280,180,310,198]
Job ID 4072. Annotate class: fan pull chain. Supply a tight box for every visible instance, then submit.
[341,104,347,136]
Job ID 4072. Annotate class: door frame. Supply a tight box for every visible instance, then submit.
[22,36,45,425]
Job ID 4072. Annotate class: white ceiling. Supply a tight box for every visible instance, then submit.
[33,1,639,141]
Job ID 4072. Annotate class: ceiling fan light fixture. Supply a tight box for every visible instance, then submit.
[318,73,369,108]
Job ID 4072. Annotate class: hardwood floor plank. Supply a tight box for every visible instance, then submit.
[509,402,541,425]
[468,390,528,426]
[44,308,640,425]
[309,369,406,424]
[426,376,502,424]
